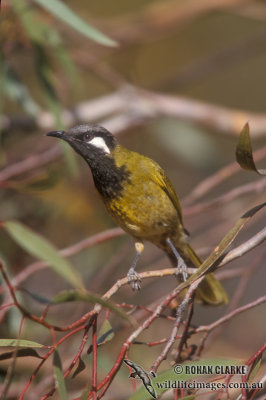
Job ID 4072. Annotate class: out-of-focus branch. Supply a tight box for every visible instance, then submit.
[1,86,266,184]
[183,146,266,205]
[184,178,266,216]
[142,89,266,136]
[219,228,266,267]
[0,147,60,182]
[206,252,264,346]
[2,86,266,137]
[196,294,266,333]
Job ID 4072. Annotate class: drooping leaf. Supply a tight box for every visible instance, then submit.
[236,123,266,175]
[52,290,137,327]
[72,356,86,379]
[33,0,117,47]
[0,339,45,348]
[97,319,114,345]
[0,348,43,360]
[177,201,266,294]
[53,349,68,400]
[3,221,84,289]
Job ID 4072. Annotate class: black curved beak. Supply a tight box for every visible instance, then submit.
[46,130,65,138]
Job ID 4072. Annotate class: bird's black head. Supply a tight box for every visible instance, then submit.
[46,124,117,162]
[46,124,128,199]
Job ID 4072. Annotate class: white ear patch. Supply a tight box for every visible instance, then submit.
[87,137,110,154]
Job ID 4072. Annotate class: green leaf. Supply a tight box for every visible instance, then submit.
[11,0,50,44]
[236,123,266,175]
[3,221,84,289]
[177,201,266,294]
[0,348,43,360]
[247,353,262,383]
[97,319,114,345]
[33,0,117,47]
[129,359,237,399]
[53,349,68,400]
[0,339,45,348]
[52,290,137,327]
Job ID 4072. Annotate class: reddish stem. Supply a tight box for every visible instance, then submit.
[92,317,98,400]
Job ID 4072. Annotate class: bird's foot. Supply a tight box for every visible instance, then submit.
[127,268,142,291]
[176,258,188,282]
[166,238,188,282]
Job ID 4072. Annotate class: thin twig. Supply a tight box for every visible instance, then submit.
[184,178,266,216]
[175,294,195,363]
[195,294,266,334]
[151,277,203,372]
[218,228,266,267]
[183,147,266,205]
[40,317,96,400]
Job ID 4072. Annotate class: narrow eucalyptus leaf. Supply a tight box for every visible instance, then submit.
[0,348,43,360]
[33,0,117,47]
[0,339,45,348]
[53,349,68,400]
[3,221,84,289]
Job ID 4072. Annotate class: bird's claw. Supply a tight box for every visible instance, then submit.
[127,268,142,291]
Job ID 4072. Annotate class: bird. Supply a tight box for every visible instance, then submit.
[123,359,157,399]
[46,124,228,305]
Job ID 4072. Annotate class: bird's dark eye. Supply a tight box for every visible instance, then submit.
[84,133,93,141]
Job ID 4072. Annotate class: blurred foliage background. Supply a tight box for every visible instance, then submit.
[0,0,266,398]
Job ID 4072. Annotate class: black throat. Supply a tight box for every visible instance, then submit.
[85,155,130,200]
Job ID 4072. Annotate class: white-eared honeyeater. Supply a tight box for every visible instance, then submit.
[46,124,228,304]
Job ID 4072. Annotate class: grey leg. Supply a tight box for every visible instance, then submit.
[166,238,188,281]
[127,242,144,291]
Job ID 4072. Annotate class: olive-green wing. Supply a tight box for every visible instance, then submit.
[141,156,184,225]
[116,146,184,225]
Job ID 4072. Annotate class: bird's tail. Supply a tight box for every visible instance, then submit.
[165,240,228,306]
